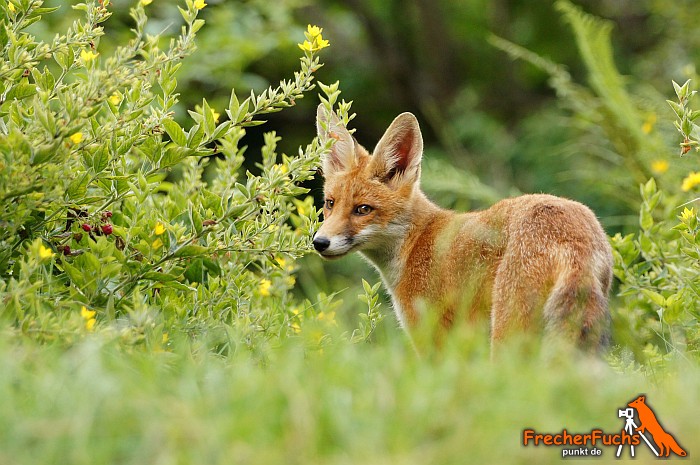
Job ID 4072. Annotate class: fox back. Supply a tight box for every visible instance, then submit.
[313,106,613,351]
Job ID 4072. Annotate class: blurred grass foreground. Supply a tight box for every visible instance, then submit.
[1,0,700,463]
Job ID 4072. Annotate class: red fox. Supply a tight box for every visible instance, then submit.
[313,106,612,350]
[627,395,687,457]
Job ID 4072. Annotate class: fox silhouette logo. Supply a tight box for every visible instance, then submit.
[626,395,687,458]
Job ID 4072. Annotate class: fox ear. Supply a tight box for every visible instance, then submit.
[316,104,355,176]
[371,112,423,186]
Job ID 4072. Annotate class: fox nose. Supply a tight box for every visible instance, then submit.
[313,236,331,252]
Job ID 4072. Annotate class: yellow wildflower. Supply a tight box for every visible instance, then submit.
[297,24,330,52]
[108,93,122,105]
[290,322,301,333]
[650,160,669,175]
[140,0,153,5]
[298,40,314,52]
[80,50,98,62]
[286,276,296,287]
[680,207,696,222]
[8,2,15,13]
[211,108,220,123]
[39,245,54,260]
[193,0,206,9]
[641,113,656,135]
[314,36,330,50]
[154,222,166,235]
[81,306,96,320]
[317,311,336,326]
[681,171,700,192]
[69,132,84,144]
[85,318,96,331]
[307,25,321,37]
[259,279,272,297]
[151,238,163,249]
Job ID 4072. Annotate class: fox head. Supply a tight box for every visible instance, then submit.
[628,395,646,408]
[313,105,424,259]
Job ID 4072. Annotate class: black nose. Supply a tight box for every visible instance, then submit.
[313,236,330,252]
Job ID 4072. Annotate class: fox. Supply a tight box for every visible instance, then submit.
[627,395,687,457]
[312,105,613,350]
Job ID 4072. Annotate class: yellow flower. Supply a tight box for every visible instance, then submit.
[162,332,169,344]
[81,306,96,320]
[151,238,163,249]
[211,108,220,123]
[108,93,122,105]
[297,24,330,52]
[85,318,96,331]
[680,207,696,222]
[298,40,314,52]
[307,25,322,37]
[193,0,206,9]
[259,279,272,297]
[80,50,98,62]
[69,132,84,144]
[314,36,330,50]
[681,171,700,192]
[8,2,15,13]
[317,311,336,326]
[39,245,54,260]
[154,222,166,235]
[286,276,296,287]
[650,159,669,175]
[140,0,153,5]
[641,113,657,135]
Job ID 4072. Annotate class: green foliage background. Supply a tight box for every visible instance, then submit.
[1,0,700,463]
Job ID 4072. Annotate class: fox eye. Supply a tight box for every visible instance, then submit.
[354,204,373,216]
[325,199,334,210]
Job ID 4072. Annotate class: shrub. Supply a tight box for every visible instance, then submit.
[0,0,352,352]
[611,80,700,370]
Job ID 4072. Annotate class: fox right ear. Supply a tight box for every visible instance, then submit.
[316,104,355,176]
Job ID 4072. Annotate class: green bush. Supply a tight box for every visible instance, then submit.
[611,80,700,370]
[0,0,357,353]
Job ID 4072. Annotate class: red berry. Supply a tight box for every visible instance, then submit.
[61,245,71,255]
[81,223,92,232]
[103,211,113,218]
[101,224,113,235]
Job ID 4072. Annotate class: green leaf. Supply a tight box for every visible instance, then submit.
[184,258,204,283]
[641,289,665,307]
[142,271,179,282]
[173,244,208,258]
[162,119,187,146]
[7,83,37,101]
[91,148,109,173]
[667,100,684,119]
[640,206,654,231]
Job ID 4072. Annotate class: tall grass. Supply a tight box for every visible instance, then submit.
[0,332,697,465]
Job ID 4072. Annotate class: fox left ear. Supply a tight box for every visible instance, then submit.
[371,112,423,186]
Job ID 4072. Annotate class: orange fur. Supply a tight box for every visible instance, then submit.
[313,106,613,350]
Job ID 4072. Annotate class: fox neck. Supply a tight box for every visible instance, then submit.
[359,190,443,288]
